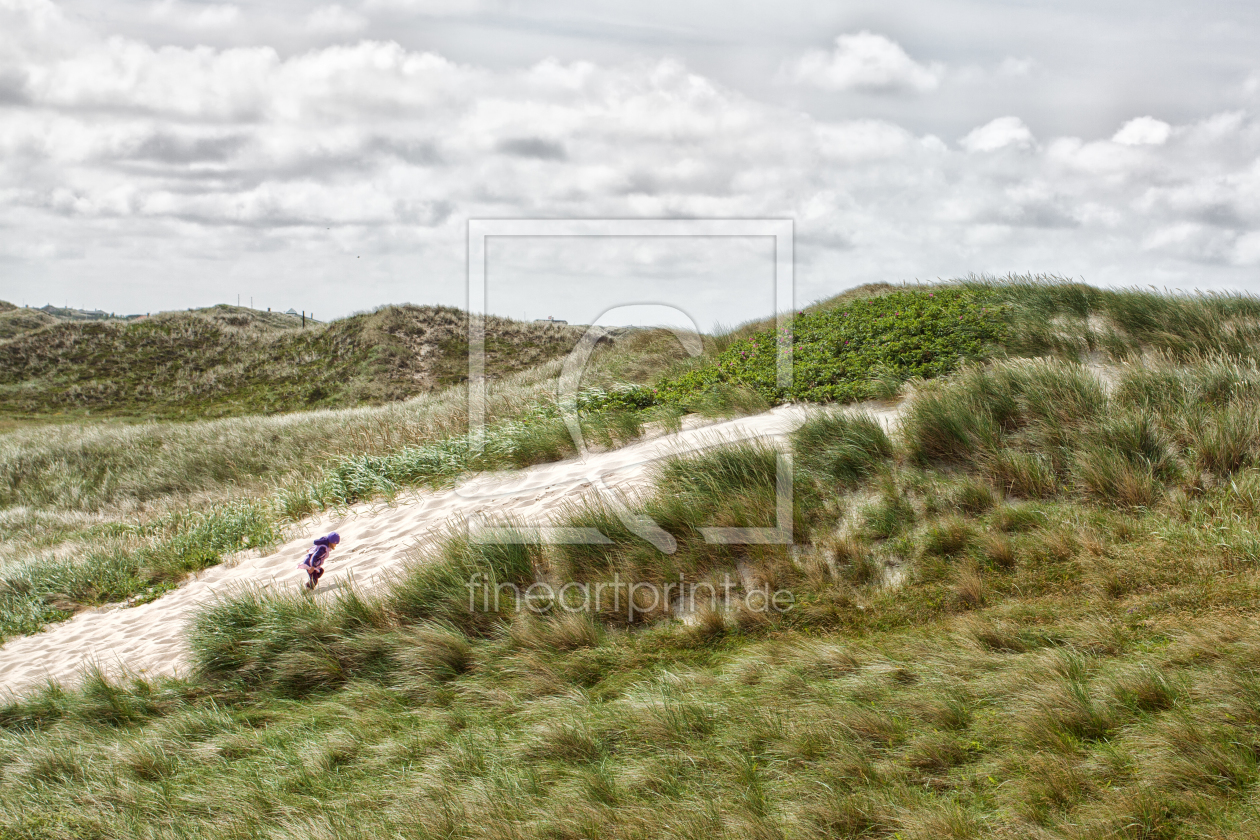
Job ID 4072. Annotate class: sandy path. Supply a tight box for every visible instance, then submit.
[0,403,901,695]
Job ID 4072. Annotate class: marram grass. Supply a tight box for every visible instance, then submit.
[5,355,1260,838]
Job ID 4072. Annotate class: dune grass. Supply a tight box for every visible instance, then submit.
[0,394,660,642]
[0,326,696,640]
[0,304,584,419]
[6,278,1260,642]
[965,273,1260,362]
[4,355,1260,837]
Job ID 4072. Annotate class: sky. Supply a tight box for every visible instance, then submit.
[1,0,1259,326]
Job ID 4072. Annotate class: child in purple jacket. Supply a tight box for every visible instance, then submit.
[298,532,340,590]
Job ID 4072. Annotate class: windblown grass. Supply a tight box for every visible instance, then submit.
[902,356,1260,508]
[966,273,1260,362]
[0,341,683,639]
[6,279,1260,642]
[12,279,1260,838]
[0,304,585,418]
[5,352,1260,837]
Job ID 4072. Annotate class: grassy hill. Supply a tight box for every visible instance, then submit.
[0,303,585,419]
[0,308,59,341]
[5,279,1260,837]
[5,353,1260,838]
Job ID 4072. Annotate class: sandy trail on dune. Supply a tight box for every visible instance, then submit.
[0,402,903,696]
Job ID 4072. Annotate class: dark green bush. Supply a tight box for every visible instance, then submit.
[654,289,1005,406]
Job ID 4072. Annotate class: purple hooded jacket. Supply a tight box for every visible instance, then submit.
[299,532,341,571]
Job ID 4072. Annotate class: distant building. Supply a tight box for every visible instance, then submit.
[285,308,299,316]
[534,316,568,325]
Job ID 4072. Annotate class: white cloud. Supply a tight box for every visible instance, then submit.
[784,31,944,94]
[21,39,479,120]
[1236,230,1260,265]
[4,0,1260,320]
[306,5,368,34]
[1112,116,1171,145]
[815,120,916,162]
[1142,222,1237,263]
[148,0,241,29]
[960,116,1035,152]
[1243,71,1260,98]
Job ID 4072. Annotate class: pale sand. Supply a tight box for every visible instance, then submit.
[0,403,901,696]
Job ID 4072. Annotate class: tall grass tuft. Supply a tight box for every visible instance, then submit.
[386,531,539,635]
[965,274,1260,362]
[793,411,894,485]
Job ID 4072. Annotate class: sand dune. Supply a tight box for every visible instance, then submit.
[0,403,901,696]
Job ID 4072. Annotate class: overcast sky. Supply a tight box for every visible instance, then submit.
[1,0,1259,326]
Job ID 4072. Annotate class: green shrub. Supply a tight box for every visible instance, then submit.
[655,288,1005,406]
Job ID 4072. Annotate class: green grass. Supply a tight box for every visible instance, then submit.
[10,276,1260,839]
[6,355,1260,837]
[966,273,1260,362]
[627,287,1006,409]
[0,499,283,639]
[7,279,1260,642]
[0,320,700,640]
[0,308,59,341]
[901,356,1260,509]
[0,396,669,641]
[0,303,584,419]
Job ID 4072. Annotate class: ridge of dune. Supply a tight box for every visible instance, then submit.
[0,402,902,696]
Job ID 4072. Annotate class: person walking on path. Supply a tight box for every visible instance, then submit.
[298,532,340,590]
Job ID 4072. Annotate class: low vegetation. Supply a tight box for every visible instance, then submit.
[0,308,59,341]
[4,355,1260,838]
[6,278,1260,641]
[654,286,1004,405]
[0,324,700,640]
[974,275,1260,362]
[0,303,583,418]
[0,376,666,641]
[7,279,1260,838]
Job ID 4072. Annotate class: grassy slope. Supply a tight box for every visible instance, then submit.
[6,279,1259,636]
[0,310,58,341]
[0,304,583,419]
[7,280,1260,836]
[4,355,1260,838]
[655,286,1003,405]
[0,329,695,637]
[0,288,1003,636]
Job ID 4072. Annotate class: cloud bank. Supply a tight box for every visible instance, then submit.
[2,0,1260,321]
